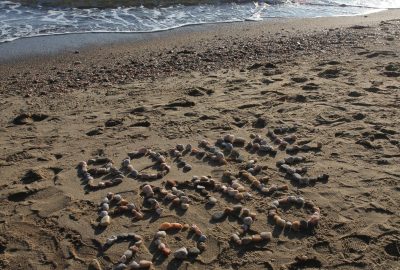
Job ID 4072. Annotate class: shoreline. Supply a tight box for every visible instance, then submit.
[0,9,399,63]
[1,9,400,97]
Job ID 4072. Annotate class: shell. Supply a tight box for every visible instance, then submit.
[142,184,154,197]
[276,218,286,227]
[101,203,110,211]
[172,197,181,205]
[138,148,148,155]
[139,260,153,268]
[241,236,252,245]
[243,216,253,226]
[171,223,183,230]
[132,210,143,220]
[181,203,189,210]
[78,161,87,167]
[224,134,235,143]
[129,261,140,269]
[198,234,207,242]
[234,193,244,200]
[100,215,111,226]
[231,233,241,245]
[161,246,172,256]
[156,207,163,215]
[123,249,133,260]
[188,247,201,256]
[158,243,166,250]
[106,235,118,245]
[176,144,185,151]
[207,197,217,205]
[99,210,108,218]
[242,208,250,216]
[252,234,262,243]
[260,232,272,240]
[292,220,301,231]
[115,263,127,270]
[199,139,209,147]
[159,222,172,230]
[183,164,192,171]
[174,247,188,259]
[113,194,122,202]
[155,230,167,238]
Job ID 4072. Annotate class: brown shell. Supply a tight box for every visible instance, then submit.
[159,222,172,230]
[292,221,301,231]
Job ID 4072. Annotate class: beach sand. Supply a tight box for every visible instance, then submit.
[0,10,399,270]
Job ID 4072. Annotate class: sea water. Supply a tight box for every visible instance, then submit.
[0,0,399,43]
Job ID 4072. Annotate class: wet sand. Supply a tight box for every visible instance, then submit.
[0,10,399,270]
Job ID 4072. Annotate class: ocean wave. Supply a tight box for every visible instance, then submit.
[0,0,397,43]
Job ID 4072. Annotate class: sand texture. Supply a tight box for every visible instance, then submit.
[0,13,399,270]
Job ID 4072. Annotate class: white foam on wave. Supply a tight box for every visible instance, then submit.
[0,0,396,43]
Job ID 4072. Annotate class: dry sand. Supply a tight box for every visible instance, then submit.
[0,11,399,270]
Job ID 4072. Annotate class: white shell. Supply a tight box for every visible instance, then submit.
[243,216,253,226]
[155,231,167,238]
[100,215,111,226]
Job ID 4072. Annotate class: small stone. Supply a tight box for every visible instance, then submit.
[100,215,111,226]
[198,234,207,242]
[101,203,109,211]
[124,250,133,259]
[243,216,253,226]
[106,235,118,246]
[241,236,252,245]
[173,247,188,259]
[188,247,201,256]
[114,263,127,270]
[260,232,272,240]
[232,233,241,244]
[232,204,243,214]
[207,197,217,205]
[99,210,108,217]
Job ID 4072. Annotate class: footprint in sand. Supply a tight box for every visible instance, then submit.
[12,113,48,125]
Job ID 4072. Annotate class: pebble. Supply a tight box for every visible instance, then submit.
[99,210,108,217]
[241,236,252,245]
[243,216,253,226]
[123,250,133,260]
[114,263,127,270]
[138,260,153,268]
[129,261,140,269]
[188,247,201,256]
[101,203,109,211]
[100,215,111,226]
[260,232,272,240]
[155,231,167,238]
[183,164,192,171]
[207,197,217,205]
[174,247,188,259]
[106,235,118,245]
[198,234,207,242]
[232,233,241,244]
